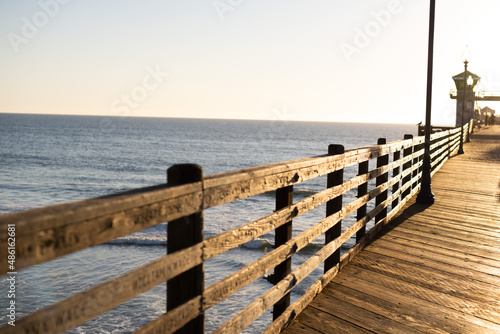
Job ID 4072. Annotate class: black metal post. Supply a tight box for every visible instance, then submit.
[416,0,435,204]
[458,60,468,155]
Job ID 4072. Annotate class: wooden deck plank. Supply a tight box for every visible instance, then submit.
[362,246,500,288]
[332,267,500,331]
[401,214,500,239]
[400,219,500,243]
[380,234,500,269]
[367,239,500,282]
[396,211,500,236]
[278,321,324,334]
[286,309,374,334]
[387,227,500,261]
[393,223,500,252]
[402,206,500,227]
[309,291,423,334]
[349,255,500,307]
[283,126,500,333]
[322,283,446,334]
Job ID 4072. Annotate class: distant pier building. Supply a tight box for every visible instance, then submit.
[450,71,481,127]
[480,106,496,125]
[450,70,499,126]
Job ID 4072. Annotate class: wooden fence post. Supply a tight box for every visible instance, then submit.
[375,138,388,223]
[466,121,471,142]
[391,149,401,211]
[167,164,204,334]
[273,185,293,320]
[418,140,425,178]
[412,136,420,190]
[402,134,413,200]
[448,130,454,158]
[429,135,437,175]
[356,160,369,243]
[325,144,344,273]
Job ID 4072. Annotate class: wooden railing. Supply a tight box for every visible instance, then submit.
[0,121,473,334]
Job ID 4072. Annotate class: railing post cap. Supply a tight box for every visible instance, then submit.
[167,164,203,184]
[328,144,344,154]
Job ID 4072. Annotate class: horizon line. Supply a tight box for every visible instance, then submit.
[0,111,432,126]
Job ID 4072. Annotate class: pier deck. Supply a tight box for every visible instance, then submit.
[284,126,500,333]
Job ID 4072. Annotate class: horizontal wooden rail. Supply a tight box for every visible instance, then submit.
[0,121,472,334]
[0,137,425,275]
[0,182,203,274]
[2,244,204,334]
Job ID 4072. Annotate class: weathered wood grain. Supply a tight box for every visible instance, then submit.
[202,139,420,209]
[281,311,370,334]
[351,255,500,307]
[134,296,202,334]
[333,268,500,333]
[263,264,340,334]
[212,234,339,333]
[365,244,500,286]
[323,283,446,334]
[1,244,203,334]
[310,285,423,334]
[0,182,202,274]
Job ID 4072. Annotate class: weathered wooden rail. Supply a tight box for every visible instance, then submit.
[0,121,473,334]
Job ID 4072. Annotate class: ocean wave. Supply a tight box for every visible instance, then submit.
[0,204,34,215]
[241,239,274,249]
[241,239,332,252]
[260,188,322,198]
[105,235,353,252]
[109,236,275,249]
[107,236,166,246]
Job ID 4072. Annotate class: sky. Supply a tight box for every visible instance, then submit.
[0,0,499,125]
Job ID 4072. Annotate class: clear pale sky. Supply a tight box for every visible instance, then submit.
[0,0,499,125]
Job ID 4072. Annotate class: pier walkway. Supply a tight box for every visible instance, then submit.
[284,126,500,333]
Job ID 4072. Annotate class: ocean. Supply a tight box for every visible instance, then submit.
[0,113,415,333]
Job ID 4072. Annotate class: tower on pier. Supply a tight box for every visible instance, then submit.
[450,71,480,127]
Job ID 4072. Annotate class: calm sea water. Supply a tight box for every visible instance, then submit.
[0,114,415,333]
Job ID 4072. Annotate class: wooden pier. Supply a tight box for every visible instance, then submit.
[284,126,500,334]
[2,121,499,334]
